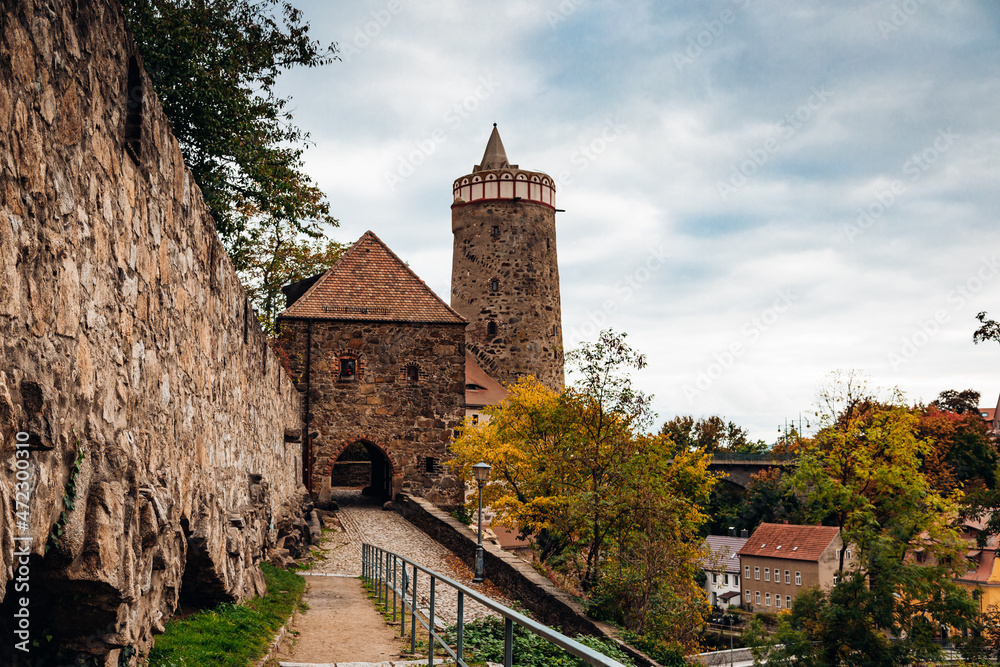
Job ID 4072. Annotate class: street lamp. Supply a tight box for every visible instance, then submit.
[472,462,491,583]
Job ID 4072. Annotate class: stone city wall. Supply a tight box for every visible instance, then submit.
[0,0,307,662]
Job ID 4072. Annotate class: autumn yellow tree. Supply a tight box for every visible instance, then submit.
[450,330,714,654]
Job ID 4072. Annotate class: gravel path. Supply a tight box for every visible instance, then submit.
[313,490,512,627]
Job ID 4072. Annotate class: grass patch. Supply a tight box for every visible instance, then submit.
[148,563,305,667]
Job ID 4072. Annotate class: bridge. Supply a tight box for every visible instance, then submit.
[707,452,797,488]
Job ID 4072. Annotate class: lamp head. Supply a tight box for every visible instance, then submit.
[472,462,492,483]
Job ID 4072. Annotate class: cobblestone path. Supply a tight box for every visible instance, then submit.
[313,490,512,627]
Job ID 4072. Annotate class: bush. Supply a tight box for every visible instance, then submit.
[445,616,636,667]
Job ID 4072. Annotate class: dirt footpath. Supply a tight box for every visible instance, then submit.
[277,574,405,664]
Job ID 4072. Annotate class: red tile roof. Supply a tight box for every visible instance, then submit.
[465,354,509,408]
[278,231,467,324]
[737,523,840,562]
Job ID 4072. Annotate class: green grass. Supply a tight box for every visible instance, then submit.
[148,563,305,667]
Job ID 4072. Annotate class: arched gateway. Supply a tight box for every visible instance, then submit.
[323,438,399,501]
[277,232,466,508]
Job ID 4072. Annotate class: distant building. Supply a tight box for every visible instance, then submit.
[738,523,847,612]
[465,354,509,425]
[704,535,747,608]
[979,402,998,440]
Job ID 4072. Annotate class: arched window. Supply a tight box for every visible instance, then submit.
[490,279,499,292]
[124,55,143,160]
[339,357,357,382]
[405,364,419,382]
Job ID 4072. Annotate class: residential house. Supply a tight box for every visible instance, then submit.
[704,535,748,608]
[738,523,847,612]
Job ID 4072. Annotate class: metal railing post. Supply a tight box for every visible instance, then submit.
[428,576,436,667]
[378,548,384,605]
[401,565,408,638]
[504,617,514,667]
[410,564,418,655]
[392,554,398,623]
[457,590,464,661]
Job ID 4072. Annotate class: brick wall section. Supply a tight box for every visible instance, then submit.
[396,495,663,667]
[279,319,466,507]
[451,199,565,391]
[0,0,306,661]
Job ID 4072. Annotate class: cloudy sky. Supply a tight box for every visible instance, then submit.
[276,0,1000,442]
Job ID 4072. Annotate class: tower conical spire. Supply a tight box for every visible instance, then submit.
[475,123,513,171]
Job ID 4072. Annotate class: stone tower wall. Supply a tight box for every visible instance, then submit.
[0,0,307,661]
[451,199,565,391]
[279,318,466,507]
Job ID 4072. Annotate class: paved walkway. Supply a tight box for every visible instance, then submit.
[312,490,511,627]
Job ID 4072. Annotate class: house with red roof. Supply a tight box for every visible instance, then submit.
[737,523,848,612]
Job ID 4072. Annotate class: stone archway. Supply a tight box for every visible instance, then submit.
[320,437,400,504]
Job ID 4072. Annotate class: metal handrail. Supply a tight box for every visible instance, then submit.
[361,542,627,667]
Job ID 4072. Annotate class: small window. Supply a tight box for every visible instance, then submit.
[472,413,479,425]
[712,573,717,583]
[735,575,739,586]
[754,567,760,580]
[487,321,497,337]
[776,595,782,609]
[425,457,441,474]
[723,573,729,585]
[405,365,419,382]
[916,551,926,564]
[785,570,790,584]
[833,572,840,586]
[846,550,851,559]
[745,566,750,579]
[765,568,770,582]
[765,593,771,607]
[786,595,792,608]
[795,571,801,586]
[491,225,500,237]
[836,549,841,560]
[745,590,751,603]
[339,358,357,381]
[490,279,499,292]
[755,591,760,604]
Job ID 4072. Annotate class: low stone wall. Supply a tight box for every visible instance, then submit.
[395,494,662,667]
[687,647,754,665]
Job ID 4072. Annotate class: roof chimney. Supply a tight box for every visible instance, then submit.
[741,529,749,538]
[729,526,736,537]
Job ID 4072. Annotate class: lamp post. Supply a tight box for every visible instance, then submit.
[472,462,491,583]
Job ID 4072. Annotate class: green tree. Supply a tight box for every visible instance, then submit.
[974,311,1000,345]
[121,0,340,322]
[660,415,767,455]
[755,372,979,665]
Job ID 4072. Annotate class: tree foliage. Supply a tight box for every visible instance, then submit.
[753,371,979,665]
[660,415,767,455]
[974,311,1000,345]
[449,330,714,653]
[121,0,341,325]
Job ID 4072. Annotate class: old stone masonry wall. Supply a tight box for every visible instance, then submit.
[0,0,306,662]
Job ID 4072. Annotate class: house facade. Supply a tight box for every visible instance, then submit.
[704,535,747,609]
[738,523,846,612]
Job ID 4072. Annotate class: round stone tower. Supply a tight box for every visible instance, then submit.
[451,125,565,391]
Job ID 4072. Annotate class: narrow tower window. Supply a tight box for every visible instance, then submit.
[405,364,419,382]
[491,225,500,237]
[487,321,497,337]
[339,358,357,382]
[490,279,499,292]
[124,56,144,160]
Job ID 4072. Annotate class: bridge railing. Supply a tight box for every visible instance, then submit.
[710,451,797,462]
[361,542,628,667]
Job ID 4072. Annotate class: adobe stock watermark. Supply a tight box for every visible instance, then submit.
[340,0,411,63]
[554,117,628,187]
[877,0,927,39]
[842,128,959,244]
[673,0,752,72]
[546,0,584,29]
[11,431,34,654]
[887,256,999,370]
[683,289,797,401]
[569,244,669,341]
[716,86,832,201]
[384,74,502,192]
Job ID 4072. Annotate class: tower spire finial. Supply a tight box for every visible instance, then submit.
[476,124,509,171]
